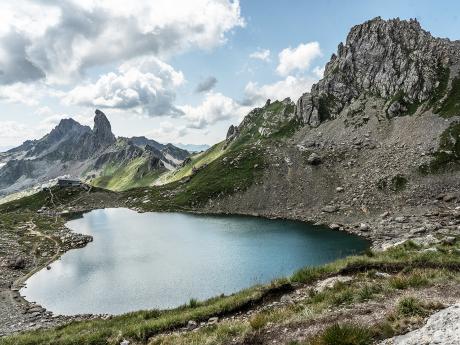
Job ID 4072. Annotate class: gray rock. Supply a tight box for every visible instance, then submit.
[296,17,458,127]
[395,217,406,223]
[442,236,456,245]
[187,320,198,330]
[443,193,456,202]
[208,317,219,325]
[379,304,460,345]
[322,205,339,213]
[307,153,322,165]
[8,256,26,269]
[359,223,370,231]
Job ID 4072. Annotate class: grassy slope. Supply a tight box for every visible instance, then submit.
[155,141,227,186]
[92,157,163,191]
[2,240,459,345]
[122,100,300,210]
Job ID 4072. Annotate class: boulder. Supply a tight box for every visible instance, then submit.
[443,193,456,202]
[322,205,339,213]
[359,223,370,232]
[208,317,219,325]
[187,320,198,330]
[307,153,322,165]
[8,256,26,269]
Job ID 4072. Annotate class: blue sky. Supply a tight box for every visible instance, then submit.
[0,0,459,150]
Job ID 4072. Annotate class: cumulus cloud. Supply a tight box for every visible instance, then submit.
[243,75,318,106]
[249,49,270,61]
[0,111,93,148]
[0,121,35,147]
[180,92,249,129]
[64,57,185,116]
[145,121,189,143]
[0,0,244,84]
[276,42,322,76]
[195,76,218,93]
[0,82,46,106]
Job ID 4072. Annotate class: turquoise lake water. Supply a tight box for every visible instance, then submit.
[21,208,369,315]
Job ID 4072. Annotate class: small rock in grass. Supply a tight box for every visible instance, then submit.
[208,317,219,325]
[442,236,456,245]
[280,295,294,304]
[423,247,438,253]
[187,320,198,330]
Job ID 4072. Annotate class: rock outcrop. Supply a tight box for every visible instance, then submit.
[93,109,116,147]
[296,17,460,126]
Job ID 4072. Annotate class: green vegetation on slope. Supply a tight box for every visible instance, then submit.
[150,99,296,202]
[157,142,226,186]
[428,66,450,109]
[125,145,265,210]
[437,77,460,118]
[92,157,163,191]
[419,121,460,174]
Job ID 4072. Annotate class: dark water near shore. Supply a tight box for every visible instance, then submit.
[21,208,369,315]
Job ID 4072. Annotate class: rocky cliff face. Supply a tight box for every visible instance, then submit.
[296,17,460,126]
[93,109,116,147]
[177,17,460,251]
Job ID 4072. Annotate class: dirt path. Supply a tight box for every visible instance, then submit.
[12,221,61,290]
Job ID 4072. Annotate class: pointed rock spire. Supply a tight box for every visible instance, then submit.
[93,109,116,146]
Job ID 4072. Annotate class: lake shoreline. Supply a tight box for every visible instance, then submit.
[1,196,458,336]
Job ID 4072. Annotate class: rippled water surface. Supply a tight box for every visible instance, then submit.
[21,208,369,315]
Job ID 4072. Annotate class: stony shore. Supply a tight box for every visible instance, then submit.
[1,189,459,338]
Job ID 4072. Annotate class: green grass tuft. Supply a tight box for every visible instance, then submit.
[437,78,460,118]
[309,323,373,345]
[397,297,427,317]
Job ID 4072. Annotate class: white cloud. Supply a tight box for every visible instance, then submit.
[244,75,318,106]
[0,0,245,85]
[0,121,35,147]
[249,49,270,61]
[0,82,45,106]
[64,57,185,116]
[276,42,322,76]
[145,120,189,143]
[0,112,93,148]
[180,92,250,129]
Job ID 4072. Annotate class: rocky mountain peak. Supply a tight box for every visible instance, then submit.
[48,118,90,142]
[93,109,116,146]
[296,17,460,126]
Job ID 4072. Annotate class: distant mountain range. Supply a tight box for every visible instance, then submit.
[173,143,210,153]
[0,110,190,194]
